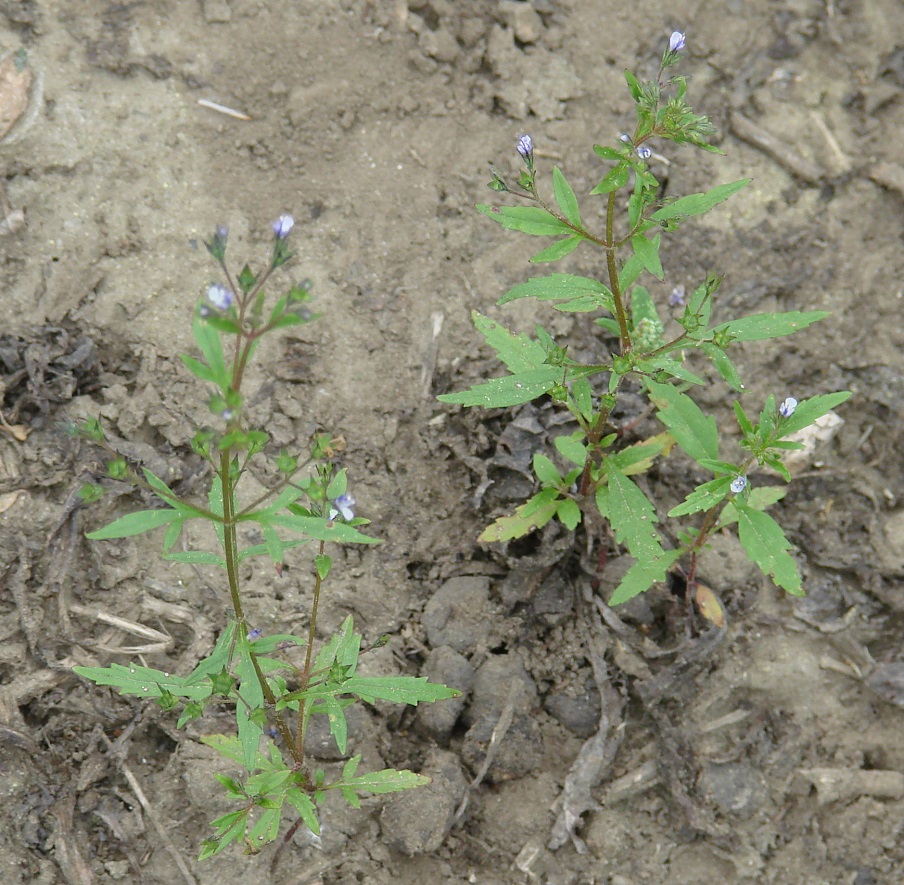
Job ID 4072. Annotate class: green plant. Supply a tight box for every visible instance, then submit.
[440,32,849,614]
[73,216,458,858]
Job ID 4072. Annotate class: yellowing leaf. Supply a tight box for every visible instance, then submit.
[694,583,725,628]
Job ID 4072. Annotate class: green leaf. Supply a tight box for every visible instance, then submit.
[247,806,282,847]
[624,69,644,101]
[185,621,237,685]
[336,760,430,796]
[593,144,624,161]
[477,204,574,236]
[499,274,614,313]
[201,733,253,766]
[285,788,321,835]
[557,498,582,530]
[86,508,180,540]
[340,675,460,706]
[235,648,265,771]
[180,354,221,386]
[590,162,630,195]
[775,392,851,438]
[478,488,561,542]
[699,342,743,391]
[72,663,213,700]
[269,513,379,544]
[437,366,561,408]
[555,432,588,466]
[607,467,663,559]
[315,553,332,581]
[712,311,830,342]
[650,179,749,222]
[631,233,663,280]
[552,166,581,226]
[568,376,594,422]
[607,435,671,476]
[668,476,733,517]
[617,253,646,291]
[236,538,310,562]
[199,809,248,859]
[471,312,548,372]
[646,382,718,463]
[323,694,349,754]
[191,313,228,387]
[162,517,184,552]
[736,504,802,595]
[162,550,226,565]
[608,550,681,605]
[531,235,582,263]
[533,453,562,486]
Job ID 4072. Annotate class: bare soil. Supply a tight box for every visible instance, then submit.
[2,2,904,883]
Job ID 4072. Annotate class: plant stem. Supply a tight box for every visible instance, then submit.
[606,191,631,354]
[294,539,326,763]
[219,448,302,765]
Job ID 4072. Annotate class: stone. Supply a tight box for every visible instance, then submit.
[416,646,475,741]
[419,28,460,64]
[379,749,466,854]
[544,686,600,738]
[498,1,545,44]
[464,652,538,727]
[461,712,544,782]
[422,576,492,654]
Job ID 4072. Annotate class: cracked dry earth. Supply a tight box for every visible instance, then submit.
[1,1,904,884]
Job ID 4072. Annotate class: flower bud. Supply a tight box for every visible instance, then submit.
[516,134,534,160]
[272,214,295,239]
[669,31,686,53]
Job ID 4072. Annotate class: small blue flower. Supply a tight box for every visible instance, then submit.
[779,397,798,418]
[516,134,533,160]
[248,628,263,641]
[669,31,686,53]
[730,475,747,494]
[329,493,356,522]
[636,145,652,160]
[272,214,295,239]
[669,285,686,307]
[207,283,233,310]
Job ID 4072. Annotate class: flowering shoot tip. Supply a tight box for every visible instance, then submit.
[669,31,686,53]
[779,397,798,418]
[272,214,295,239]
[207,283,233,310]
